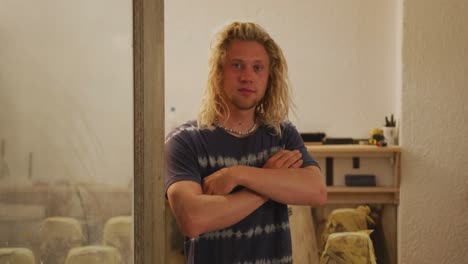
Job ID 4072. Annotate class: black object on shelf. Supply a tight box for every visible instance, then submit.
[352,157,360,169]
[323,137,354,144]
[345,174,376,186]
[326,157,333,186]
[300,133,326,142]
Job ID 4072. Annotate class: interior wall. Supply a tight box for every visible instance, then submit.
[400,0,468,262]
[165,0,399,138]
[0,0,133,186]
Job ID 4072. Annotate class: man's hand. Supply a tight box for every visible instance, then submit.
[203,167,238,195]
[263,149,303,169]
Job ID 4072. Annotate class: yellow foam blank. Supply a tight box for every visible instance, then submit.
[103,216,132,262]
[40,217,84,242]
[65,246,122,264]
[0,248,35,264]
[322,206,375,243]
[320,231,377,264]
[103,216,132,247]
[39,217,84,264]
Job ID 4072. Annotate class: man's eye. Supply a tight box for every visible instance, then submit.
[253,65,263,72]
[232,63,242,69]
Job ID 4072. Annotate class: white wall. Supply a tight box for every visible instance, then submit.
[0,0,133,186]
[400,0,468,262]
[165,0,399,138]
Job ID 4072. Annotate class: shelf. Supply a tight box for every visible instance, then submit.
[326,186,399,204]
[307,144,402,264]
[306,144,400,158]
[304,144,402,204]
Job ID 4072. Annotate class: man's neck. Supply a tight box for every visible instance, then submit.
[219,109,256,131]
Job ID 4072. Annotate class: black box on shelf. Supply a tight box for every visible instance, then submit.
[300,132,326,143]
[345,174,376,186]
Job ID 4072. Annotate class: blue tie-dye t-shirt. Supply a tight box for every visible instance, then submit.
[164,120,319,264]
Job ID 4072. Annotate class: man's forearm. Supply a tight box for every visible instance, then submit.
[168,184,267,238]
[233,165,326,206]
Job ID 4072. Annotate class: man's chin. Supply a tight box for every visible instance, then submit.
[233,103,257,111]
[230,99,258,111]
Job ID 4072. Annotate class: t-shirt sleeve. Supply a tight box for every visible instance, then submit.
[281,122,320,169]
[164,132,202,196]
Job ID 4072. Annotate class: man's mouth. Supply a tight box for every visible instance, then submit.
[238,88,255,95]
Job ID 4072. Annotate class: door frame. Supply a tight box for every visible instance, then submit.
[133,0,165,263]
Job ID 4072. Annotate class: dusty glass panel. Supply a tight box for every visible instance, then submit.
[0,1,134,263]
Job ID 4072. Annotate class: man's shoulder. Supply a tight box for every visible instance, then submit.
[165,120,213,144]
[280,120,294,129]
[165,120,198,143]
[258,121,298,138]
[280,120,298,134]
[177,119,199,130]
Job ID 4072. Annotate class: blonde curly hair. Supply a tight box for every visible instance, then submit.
[197,22,293,134]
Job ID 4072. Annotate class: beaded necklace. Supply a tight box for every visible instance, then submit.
[215,120,257,136]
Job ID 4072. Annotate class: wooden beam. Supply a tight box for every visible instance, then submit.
[134,0,165,263]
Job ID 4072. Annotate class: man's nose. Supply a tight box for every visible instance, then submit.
[239,67,254,82]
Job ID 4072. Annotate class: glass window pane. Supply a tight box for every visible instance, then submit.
[0,1,134,263]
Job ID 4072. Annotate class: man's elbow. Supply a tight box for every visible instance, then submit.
[305,167,327,206]
[317,187,327,206]
[177,213,204,239]
[180,224,201,239]
[179,224,202,238]
[309,186,327,207]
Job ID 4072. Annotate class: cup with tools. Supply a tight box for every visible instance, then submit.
[382,114,397,146]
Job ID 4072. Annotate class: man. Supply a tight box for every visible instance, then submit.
[165,22,326,264]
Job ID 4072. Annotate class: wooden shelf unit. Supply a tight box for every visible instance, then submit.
[306,144,401,264]
[326,186,399,204]
[306,144,400,157]
[306,144,401,204]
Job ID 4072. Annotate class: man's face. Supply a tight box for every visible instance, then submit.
[221,40,270,112]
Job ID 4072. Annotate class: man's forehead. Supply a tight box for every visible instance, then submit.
[227,58,267,63]
[225,40,269,61]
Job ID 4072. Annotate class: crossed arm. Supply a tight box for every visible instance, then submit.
[167,150,327,238]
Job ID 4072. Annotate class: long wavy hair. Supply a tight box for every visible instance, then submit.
[197,22,293,134]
